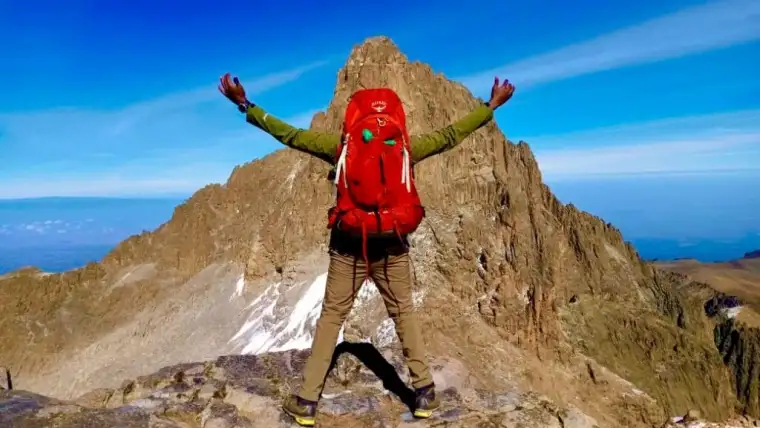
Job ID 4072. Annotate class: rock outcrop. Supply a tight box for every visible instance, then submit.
[3,349,754,428]
[715,317,760,417]
[659,256,760,419]
[0,36,748,426]
[0,366,11,390]
[2,349,601,428]
[0,350,755,428]
[744,250,760,259]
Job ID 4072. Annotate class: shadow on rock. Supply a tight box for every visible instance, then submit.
[0,366,11,390]
[328,342,416,410]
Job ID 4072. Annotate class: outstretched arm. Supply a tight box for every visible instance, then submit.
[410,76,516,164]
[410,104,494,163]
[245,104,340,164]
[218,72,340,164]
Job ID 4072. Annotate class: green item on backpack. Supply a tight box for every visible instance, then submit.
[362,129,373,142]
[384,139,396,146]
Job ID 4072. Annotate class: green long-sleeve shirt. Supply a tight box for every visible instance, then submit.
[244,101,494,256]
[245,103,494,164]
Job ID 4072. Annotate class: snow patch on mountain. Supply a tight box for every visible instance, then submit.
[229,274,327,355]
[722,306,742,319]
[229,274,386,355]
[230,274,246,301]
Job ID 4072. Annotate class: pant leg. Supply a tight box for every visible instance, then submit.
[299,251,365,401]
[370,253,433,389]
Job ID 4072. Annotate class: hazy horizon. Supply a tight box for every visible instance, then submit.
[1,185,757,274]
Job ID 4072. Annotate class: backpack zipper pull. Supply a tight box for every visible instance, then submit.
[362,129,373,143]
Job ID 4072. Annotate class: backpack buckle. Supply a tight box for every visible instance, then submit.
[377,117,387,127]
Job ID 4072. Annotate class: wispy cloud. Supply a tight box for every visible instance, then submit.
[459,0,760,91]
[0,61,328,198]
[0,219,118,245]
[0,107,316,199]
[531,109,760,180]
[103,60,328,138]
[0,177,200,199]
[5,220,66,235]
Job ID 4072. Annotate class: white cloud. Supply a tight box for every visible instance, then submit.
[531,109,760,180]
[0,60,326,147]
[101,60,328,138]
[0,59,330,198]
[459,0,760,91]
[0,175,204,199]
[19,222,48,234]
[0,220,92,236]
[0,108,318,199]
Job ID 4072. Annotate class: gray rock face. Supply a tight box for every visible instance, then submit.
[1,350,596,428]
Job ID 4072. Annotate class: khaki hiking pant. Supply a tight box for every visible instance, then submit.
[298,251,433,402]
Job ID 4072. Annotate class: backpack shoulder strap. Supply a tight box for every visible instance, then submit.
[334,133,350,187]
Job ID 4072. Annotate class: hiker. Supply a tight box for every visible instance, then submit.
[218,73,515,427]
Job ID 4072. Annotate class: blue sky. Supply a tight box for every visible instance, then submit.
[0,0,757,198]
[0,0,759,270]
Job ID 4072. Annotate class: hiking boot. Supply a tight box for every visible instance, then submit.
[282,394,317,426]
[413,383,440,418]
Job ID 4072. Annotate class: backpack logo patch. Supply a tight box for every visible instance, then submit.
[371,100,387,112]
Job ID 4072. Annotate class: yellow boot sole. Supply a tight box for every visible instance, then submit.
[413,408,435,418]
[283,408,316,426]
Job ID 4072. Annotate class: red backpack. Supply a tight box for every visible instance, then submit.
[327,88,425,261]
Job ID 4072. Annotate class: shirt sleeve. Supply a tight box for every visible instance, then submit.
[410,104,494,163]
[245,104,340,164]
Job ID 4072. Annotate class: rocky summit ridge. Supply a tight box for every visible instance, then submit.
[0,36,756,427]
[3,349,754,428]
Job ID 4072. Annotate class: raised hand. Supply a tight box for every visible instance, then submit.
[488,77,516,110]
[218,73,248,107]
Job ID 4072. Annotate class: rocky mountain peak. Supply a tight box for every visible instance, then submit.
[0,36,751,426]
[345,36,408,65]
